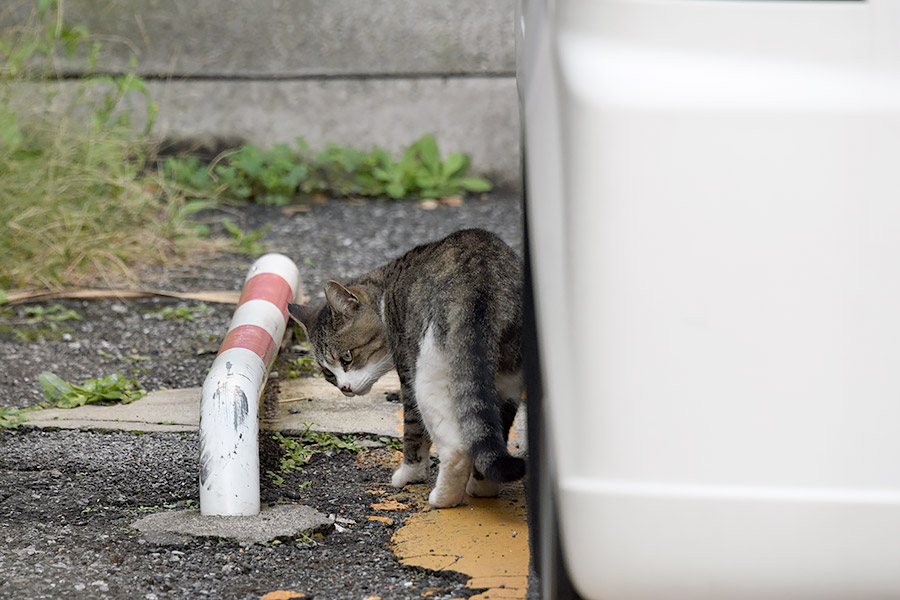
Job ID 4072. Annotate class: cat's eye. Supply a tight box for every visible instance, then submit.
[340,350,353,366]
[321,367,335,380]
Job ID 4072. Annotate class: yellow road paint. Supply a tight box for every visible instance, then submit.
[391,482,529,600]
[369,515,395,525]
[259,591,305,600]
[372,500,410,511]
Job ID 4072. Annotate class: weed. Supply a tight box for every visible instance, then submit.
[271,427,363,479]
[0,406,25,429]
[148,303,209,322]
[409,134,493,198]
[286,355,320,379]
[23,304,82,326]
[223,220,269,256]
[162,155,218,194]
[0,303,80,341]
[378,436,403,451]
[38,371,145,408]
[303,429,363,454]
[216,143,309,206]
[163,134,492,204]
[1,371,146,429]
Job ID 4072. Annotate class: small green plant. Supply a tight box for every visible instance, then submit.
[0,406,25,429]
[266,470,285,486]
[271,427,362,479]
[1,371,146,429]
[371,145,418,199]
[162,155,218,193]
[286,355,320,379]
[409,135,493,198]
[303,429,363,454]
[149,303,209,322]
[38,371,146,409]
[223,220,269,256]
[378,436,403,451]
[23,304,82,327]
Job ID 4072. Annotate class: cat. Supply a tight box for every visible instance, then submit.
[288,228,525,508]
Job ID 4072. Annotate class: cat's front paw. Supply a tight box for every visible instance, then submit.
[428,486,466,508]
[391,460,429,488]
[466,474,500,498]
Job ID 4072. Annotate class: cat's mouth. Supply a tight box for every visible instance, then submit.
[339,382,374,397]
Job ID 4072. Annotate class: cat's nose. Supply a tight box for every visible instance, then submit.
[340,384,352,393]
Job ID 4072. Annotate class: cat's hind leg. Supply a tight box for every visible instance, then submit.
[416,326,471,508]
[391,369,432,488]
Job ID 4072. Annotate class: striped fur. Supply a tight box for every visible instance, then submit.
[288,229,524,507]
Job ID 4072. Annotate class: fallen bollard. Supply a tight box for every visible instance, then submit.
[199,253,302,516]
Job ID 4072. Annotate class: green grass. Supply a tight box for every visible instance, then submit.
[0,1,210,292]
[269,428,363,485]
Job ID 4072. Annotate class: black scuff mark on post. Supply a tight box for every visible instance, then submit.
[233,388,249,430]
[199,426,212,487]
[199,450,212,486]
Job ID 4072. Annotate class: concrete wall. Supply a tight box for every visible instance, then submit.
[1,0,520,186]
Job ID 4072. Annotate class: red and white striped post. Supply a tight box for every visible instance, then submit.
[199,253,302,516]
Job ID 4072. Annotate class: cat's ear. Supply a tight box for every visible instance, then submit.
[287,302,319,331]
[324,280,360,317]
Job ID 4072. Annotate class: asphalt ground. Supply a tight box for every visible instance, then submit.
[0,194,533,600]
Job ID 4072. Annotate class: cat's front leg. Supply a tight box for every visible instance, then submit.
[391,371,431,488]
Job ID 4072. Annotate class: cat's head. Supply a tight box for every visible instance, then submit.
[288,281,393,397]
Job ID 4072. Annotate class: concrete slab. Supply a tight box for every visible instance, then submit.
[132,504,333,545]
[21,370,530,452]
[24,387,201,432]
[23,373,404,436]
[271,372,403,438]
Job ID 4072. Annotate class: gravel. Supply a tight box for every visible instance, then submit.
[0,194,527,600]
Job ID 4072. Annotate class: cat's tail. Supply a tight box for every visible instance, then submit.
[476,448,526,483]
[462,382,525,483]
[450,303,526,484]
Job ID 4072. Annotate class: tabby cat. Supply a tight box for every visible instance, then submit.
[288,228,525,508]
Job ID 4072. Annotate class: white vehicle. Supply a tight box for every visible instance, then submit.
[517,1,900,598]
